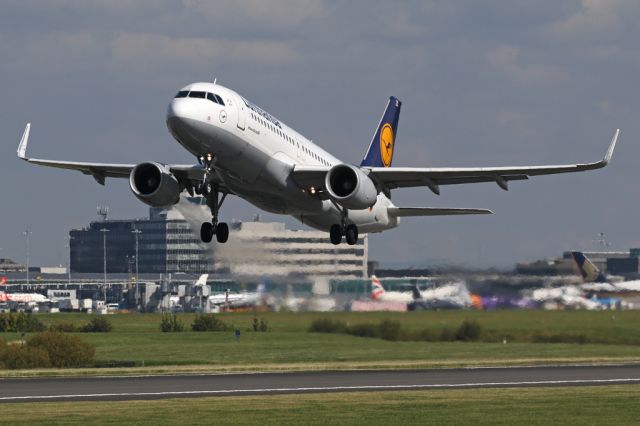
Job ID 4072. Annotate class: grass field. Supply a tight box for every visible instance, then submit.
[2,311,640,373]
[1,385,639,425]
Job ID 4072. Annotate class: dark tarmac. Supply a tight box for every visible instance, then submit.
[1,364,640,402]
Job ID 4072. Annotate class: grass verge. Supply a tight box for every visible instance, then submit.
[1,386,640,425]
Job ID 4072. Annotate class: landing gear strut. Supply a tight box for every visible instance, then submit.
[198,154,229,244]
[329,204,358,246]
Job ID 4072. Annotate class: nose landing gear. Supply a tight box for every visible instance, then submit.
[198,153,229,244]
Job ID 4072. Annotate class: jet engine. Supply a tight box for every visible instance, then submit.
[325,164,378,210]
[129,162,181,207]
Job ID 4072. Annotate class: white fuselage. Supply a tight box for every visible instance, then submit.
[166,82,398,233]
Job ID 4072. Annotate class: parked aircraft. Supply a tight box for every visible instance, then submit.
[17,82,619,245]
[571,251,640,292]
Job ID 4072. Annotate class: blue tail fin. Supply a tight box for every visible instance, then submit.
[571,251,607,283]
[360,96,402,167]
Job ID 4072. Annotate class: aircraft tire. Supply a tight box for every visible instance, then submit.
[200,222,214,243]
[216,222,229,243]
[329,224,342,245]
[345,224,358,245]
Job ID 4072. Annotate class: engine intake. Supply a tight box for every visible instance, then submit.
[129,162,181,207]
[325,164,378,210]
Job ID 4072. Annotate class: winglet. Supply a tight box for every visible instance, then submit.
[17,123,31,159]
[602,128,619,165]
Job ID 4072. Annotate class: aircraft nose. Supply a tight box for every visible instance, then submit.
[166,99,189,120]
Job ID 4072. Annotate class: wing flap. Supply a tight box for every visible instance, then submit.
[388,207,493,217]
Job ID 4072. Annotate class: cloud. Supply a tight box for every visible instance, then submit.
[183,0,327,28]
[110,33,301,71]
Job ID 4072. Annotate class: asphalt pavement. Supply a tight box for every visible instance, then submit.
[1,364,640,402]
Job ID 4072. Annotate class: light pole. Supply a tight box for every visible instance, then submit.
[65,235,73,287]
[131,228,142,306]
[23,228,31,285]
[100,228,109,301]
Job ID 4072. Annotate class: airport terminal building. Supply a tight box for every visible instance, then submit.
[69,203,367,278]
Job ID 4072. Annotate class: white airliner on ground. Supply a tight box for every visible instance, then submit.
[16,82,619,245]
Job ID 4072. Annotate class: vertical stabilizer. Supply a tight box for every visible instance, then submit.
[360,97,401,167]
[370,275,385,300]
[571,251,607,283]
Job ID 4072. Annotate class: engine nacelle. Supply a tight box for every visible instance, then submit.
[129,162,181,207]
[325,164,378,210]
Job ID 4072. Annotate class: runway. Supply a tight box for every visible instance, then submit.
[1,364,640,402]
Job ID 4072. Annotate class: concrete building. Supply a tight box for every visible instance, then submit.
[69,200,368,278]
[219,221,367,278]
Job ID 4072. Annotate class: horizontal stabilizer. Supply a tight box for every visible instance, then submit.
[387,207,493,217]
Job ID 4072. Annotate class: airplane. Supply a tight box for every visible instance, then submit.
[16,81,620,245]
[0,290,48,303]
[571,251,640,292]
[370,275,471,309]
[208,282,270,309]
[370,275,415,303]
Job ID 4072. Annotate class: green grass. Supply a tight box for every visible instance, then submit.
[2,311,640,372]
[1,386,640,425]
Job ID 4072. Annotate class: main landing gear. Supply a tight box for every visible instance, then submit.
[329,205,358,246]
[197,154,229,244]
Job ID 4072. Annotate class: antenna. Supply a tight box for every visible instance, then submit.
[97,205,110,222]
[593,232,611,251]
[213,77,217,85]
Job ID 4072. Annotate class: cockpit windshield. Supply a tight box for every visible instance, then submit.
[175,90,225,106]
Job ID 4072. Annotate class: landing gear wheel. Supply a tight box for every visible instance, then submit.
[216,222,229,243]
[200,222,214,243]
[345,224,358,245]
[329,224,343,245]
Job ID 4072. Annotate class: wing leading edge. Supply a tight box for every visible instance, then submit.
[16,122,211,187]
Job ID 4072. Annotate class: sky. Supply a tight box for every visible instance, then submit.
[1,1,639,269]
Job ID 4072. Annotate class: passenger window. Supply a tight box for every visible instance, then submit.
[175,91,189,98]
[206,93,219,104]
[189,91,206,99]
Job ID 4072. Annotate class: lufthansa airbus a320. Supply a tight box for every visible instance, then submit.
[17,82,619,245]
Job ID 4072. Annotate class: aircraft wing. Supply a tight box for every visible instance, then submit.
[292,129,619,195]
[387,207,493,217]
[16,123,219,189]
[367,129,619,194]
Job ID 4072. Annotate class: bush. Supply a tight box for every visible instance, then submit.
[252,317,269,332]
[0,312,46,332]
[455,320,482,341]
[27,332,95,368]
[160,313,184,332]
[377,320,403,341]
[49,322,77,333]
[0,345,51,369]
[80,316,112,333]
[308,318,347,334]
[191,314,228,332]
[347,323,380,338]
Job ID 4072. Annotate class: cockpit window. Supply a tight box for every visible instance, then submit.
[214,94,225,106]
[175,91,189,98]
[188,91,206,99]
[206,93,219,104]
